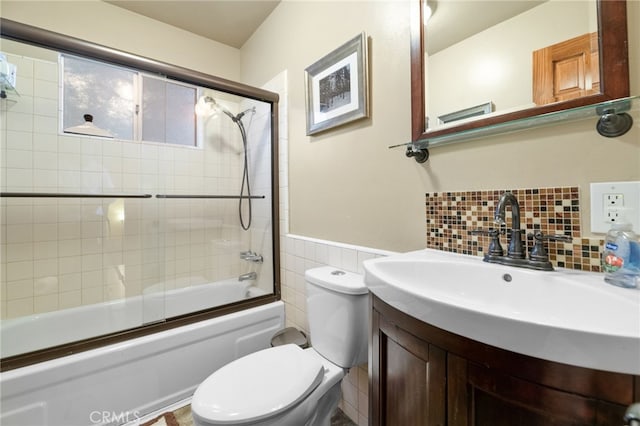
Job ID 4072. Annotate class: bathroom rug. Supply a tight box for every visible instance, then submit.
[140,404,192,426]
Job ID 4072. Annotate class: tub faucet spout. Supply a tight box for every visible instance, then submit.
[239,272,257,282]
[494,191,525,259]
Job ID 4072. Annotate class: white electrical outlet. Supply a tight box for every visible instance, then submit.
[591,181,640,233]
[605,209,622,223]
[604,193,624,207]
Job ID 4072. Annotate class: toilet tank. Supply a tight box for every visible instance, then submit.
[305,267,368,368]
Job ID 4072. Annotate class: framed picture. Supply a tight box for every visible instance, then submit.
[305,32,369,135]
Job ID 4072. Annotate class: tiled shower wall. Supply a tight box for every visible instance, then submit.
[426,187,603,271]
[0,48,273,319]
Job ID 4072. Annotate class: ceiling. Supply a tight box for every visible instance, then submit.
[426,0,546,54]
[104,0,280,49]
[103,0,543,53]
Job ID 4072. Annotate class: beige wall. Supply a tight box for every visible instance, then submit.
[242,0,640,253]
[5,0,637,253]
[0,0,241,80]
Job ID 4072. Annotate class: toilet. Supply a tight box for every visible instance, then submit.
[191,266,368,426]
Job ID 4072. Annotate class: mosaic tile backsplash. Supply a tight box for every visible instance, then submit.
[425,187,604,272]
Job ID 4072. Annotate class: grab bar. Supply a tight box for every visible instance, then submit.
[155,194,265,199]
[1,192,152,198]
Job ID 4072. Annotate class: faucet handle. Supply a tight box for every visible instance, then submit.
[528,232,572,262]
[470,228,504,256]
[529,231,573,243]
[240,251,263,263]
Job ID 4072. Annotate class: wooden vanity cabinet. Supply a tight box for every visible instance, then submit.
[370,295,639,426]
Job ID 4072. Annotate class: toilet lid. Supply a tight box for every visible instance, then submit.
[192,344,324,424]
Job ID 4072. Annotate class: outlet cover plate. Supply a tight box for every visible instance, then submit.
[590,181,640,233]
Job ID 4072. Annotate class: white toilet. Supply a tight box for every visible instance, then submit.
[191,266,368,426]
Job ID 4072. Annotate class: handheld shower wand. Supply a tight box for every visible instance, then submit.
[196,96,256,230]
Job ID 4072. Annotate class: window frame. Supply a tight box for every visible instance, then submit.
[60,53,201,148]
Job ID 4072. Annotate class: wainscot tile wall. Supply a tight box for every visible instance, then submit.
[279,234,393,426]
[274,68,375,425]
[425,187,604,272]
[278,190,608,426]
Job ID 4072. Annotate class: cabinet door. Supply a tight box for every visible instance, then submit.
[533,32,599,105]
[371,296,634,426]
[454,359,605,426]
[371,309,446,425]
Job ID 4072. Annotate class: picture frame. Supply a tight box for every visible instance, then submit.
[305,32,369,135]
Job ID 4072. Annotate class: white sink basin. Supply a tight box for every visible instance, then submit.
[364,249,640,375]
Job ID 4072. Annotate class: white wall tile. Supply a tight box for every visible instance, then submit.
[5,205,33,224]
[59,273,82,292]
[58,152,81,170]
[33,151,58,170]
[33,223,58,241]
[32,133,56,152]
[6,260,34,281]
[6,243,33,262]
[33,115,58,134]
[7,279,34,300]
[58,136,82,153]
[34,97,58,117]
[81,286,103,304]
[34,60,58,82]
[34,276,58,296]
[8,95,34,115]
[34,293,59,313]
[34,241,58,259]
[58,256,82,275]
[6,111,33,132]
[6,130,33,151]
[33,169,58,188]
[59,290,81,309]
[34,258,58,278]
[6,149,33,169]
[34,79,58,100]
[6,168,33,189]
[7,298,34,317]
[6,224,33,244]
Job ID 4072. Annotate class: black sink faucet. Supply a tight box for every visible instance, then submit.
[494,191,525,259]
[470,191,571,271]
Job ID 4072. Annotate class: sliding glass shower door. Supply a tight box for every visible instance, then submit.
[0,28,278,364]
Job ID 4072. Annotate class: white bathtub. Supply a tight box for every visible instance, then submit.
[1,278,267,358]
[0,296,284,426]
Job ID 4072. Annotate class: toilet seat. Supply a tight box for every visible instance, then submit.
[191,344,324,424]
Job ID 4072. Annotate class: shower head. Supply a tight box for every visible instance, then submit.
[195,96,234,119]
[195,96,255,123]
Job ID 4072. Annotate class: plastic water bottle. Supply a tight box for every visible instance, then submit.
[602,223,640,288]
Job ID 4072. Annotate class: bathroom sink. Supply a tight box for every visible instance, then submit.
[364,249,640,375]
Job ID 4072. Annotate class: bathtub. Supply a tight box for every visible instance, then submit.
[1,278,267,358]
[0,295,284,426]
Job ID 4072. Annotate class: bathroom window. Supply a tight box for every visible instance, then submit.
[62,54,197,146]
[141,75,197,146]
